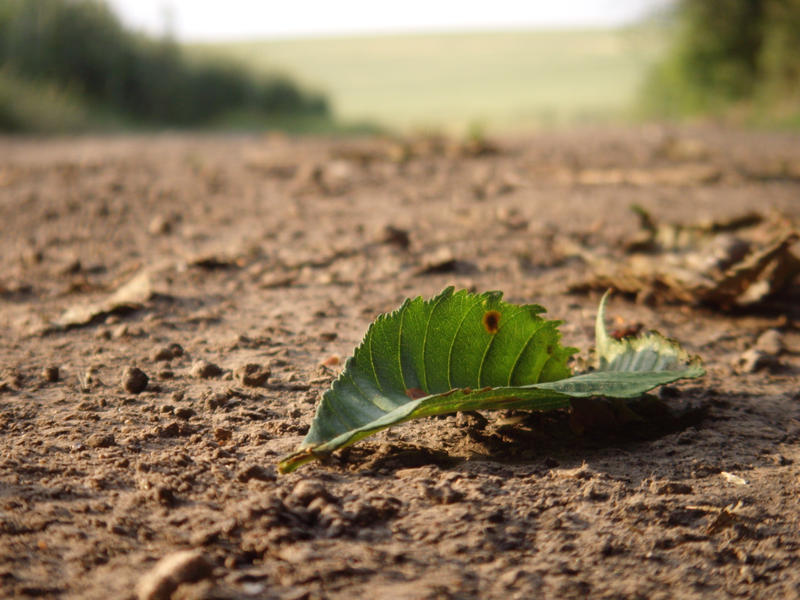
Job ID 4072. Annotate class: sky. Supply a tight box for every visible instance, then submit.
[105,0,675,41]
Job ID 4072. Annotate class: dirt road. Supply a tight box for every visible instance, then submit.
[1,127,799,599]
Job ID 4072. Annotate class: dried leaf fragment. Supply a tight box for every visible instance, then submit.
[568,208,800,309]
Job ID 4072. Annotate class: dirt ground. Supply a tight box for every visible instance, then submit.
[1,127,799,600]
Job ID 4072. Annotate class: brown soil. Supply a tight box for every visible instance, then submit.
[1,127,799,600]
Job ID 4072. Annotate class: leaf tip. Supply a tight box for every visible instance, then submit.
[593,289,705,376]
[595,289,613,363]
[277,447,319,474]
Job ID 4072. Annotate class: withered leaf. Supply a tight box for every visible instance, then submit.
[568,208,800,309]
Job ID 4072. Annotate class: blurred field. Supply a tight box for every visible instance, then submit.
[196,27,666,133]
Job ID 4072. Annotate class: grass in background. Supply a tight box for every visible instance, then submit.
[196,27,666,135]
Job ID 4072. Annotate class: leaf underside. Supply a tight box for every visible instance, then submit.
[278,288,704,473]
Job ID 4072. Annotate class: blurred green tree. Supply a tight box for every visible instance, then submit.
[0,0,328,130]
[642,0,800,119]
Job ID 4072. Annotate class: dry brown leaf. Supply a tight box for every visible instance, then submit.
[52,270,155,329]
[568,208,800,309]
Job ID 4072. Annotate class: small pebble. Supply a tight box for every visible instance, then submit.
[653,481,693,495]
[87,433,116,448]
[290,479,333,506]
[174,407,195,420]
[190,360,223,379]
[233,363,270,387]
[755,329,783,356]
[112,324,129,339]
[148,215,172,236]
[236,464,276,483]
[321,355,340,367]
[157,421,194,438]
[42,366,60,383]
[154,486,177,507]
[380,225,411,249]
[735,348,779,373]
[151,343,184,362]
[136,550,212,600]
[213,427,232,443]
[122,367,149,394]
[204,392,228,410]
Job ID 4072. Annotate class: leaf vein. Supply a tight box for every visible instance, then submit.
[397,305,408,392]
[367,321,384,393]
[420,291,449,392]
[508,320,545,385]
[447,296,485,390]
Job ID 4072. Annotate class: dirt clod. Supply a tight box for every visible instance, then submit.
[290,479,334,506]
[190,360,223,379]
[175,407,195,420]
[237,464,276,483]
[151,343,185,362]
[755,329,784,355]
[204,392,229,410]
[653,481,694,495]
[158,421,195,438]
[735,348,780,373]
[213,427,232,443]
[122,366,149,394]
[41,366,59,382]
[154,486,177,507]
[86,433,116,448]
[148,215,173,236]
[233,363,271,387]
[380,225,411,249]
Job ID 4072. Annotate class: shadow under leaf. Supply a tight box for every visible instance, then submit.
[324,393,708,474]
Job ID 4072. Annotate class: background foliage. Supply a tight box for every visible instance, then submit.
[641,0,800,124]
[0,0,329,132]
[2,0,798,133]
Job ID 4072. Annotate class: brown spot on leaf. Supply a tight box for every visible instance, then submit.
[482,310,501,334]
[405,388,426,400]
[611,324,644,340]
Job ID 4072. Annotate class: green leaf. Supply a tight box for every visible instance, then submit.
[533,291,704,401]
[279,287,576,472]
[594,290,702,374]
[278,288,704,473]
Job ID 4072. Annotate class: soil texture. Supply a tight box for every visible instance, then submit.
[1,127,800,599]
